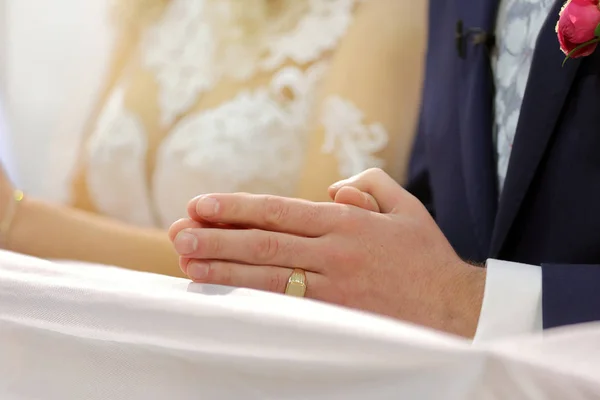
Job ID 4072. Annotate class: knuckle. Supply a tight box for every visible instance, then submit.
[210,262,231,286]
[219,264,233,286]
[363,167,385,179]
[255,234,280,262]
[263,196,289,226]
[321,233,366,270]
[225,196,240,217]
[319,202,349,229]
[267,272,285,293]
[203,233,222,257]
[303,203,321,223]
[335,205,363,231]
[326,245,357,268]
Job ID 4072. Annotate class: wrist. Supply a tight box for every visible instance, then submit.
[0,184,11,222]
[0,189,27,250]
[441,260,486,338]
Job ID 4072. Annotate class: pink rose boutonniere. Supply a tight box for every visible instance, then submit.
[557,0,600,64]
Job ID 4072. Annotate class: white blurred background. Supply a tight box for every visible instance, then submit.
[0,0,115,201]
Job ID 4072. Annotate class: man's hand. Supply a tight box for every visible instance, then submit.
[330,184,381,212]
[169,169,486,337]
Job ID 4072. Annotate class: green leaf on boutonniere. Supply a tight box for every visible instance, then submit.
[562,37,600,66]
[595,23,600,38]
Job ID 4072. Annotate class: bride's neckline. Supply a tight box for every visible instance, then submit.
[140,0,360,126]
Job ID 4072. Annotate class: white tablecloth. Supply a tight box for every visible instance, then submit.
[0,250,599,399]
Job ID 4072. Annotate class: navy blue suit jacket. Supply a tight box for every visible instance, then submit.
[409,0,600,329]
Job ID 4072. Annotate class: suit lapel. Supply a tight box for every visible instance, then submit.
[456,0,500,258]
[490,0,582,256]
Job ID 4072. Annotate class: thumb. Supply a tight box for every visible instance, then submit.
[333,186,381,213]
[329,168,407,214]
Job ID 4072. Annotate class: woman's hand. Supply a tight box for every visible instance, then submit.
[0,164,16,223]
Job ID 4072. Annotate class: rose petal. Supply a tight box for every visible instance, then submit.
[557,0,600,56]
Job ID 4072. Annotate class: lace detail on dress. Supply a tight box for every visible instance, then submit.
[143,1,216,126]
[151,63,328,227]
[85,88,157,227]
[320,96,388,178]
[262,0,359,69]
[142,0,359,127]
[85,0,361,229]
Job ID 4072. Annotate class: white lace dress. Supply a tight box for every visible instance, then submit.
[83,0,388,229]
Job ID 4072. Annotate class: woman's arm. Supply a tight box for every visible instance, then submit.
[297,0,427,201]
[8,196,182,276]
[0,160,180,275]
[1,18,183,277]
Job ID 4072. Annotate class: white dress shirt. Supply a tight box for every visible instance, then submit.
[475,260,542,341]
[475,0,554,341]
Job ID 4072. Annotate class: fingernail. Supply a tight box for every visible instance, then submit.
[196,196,219,217]
[329,181,342,189]
[188,262,209,281]
[173,231,198,255]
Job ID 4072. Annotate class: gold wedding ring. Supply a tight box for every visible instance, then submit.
[285,268,307,297]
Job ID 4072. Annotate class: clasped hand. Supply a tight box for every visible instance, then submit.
[169,169,485,337]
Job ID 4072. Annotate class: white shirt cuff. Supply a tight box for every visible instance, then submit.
[473,259,543,342]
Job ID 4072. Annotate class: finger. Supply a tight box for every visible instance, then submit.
[333,186,381,213]
[168,218,206,242]
[168,218,242,242]
[186,192,251,220]
[172,228,326,272]
[179,256,193,275]
[187,194,344,237]
[328,168,409,214]
[181,259,324,298]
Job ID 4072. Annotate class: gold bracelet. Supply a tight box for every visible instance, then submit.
[0,189,25,248]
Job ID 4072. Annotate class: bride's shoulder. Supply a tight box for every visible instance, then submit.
[286,0,425,61]
[328,0,426,62]
[349,0,426,38]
